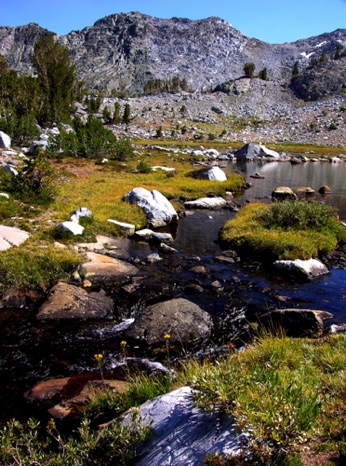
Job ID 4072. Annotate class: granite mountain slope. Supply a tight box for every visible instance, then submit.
[0,11,346,98]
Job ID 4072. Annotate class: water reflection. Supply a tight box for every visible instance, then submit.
[227,160,346,221]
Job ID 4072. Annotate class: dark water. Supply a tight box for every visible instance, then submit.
[174,208,346,325]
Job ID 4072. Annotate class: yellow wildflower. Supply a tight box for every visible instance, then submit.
[94,353,103,363]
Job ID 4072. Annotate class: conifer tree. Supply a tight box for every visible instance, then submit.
[32,35,76,125]
[122,103,131,124]
[243,62,255,78]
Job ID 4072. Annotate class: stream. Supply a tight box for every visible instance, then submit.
[1,158,346,424]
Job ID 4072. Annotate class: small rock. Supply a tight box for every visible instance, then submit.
[319,185,332,194]
[146,253,162,263]
[184,197,226,209]
[272,186,298,201]
[159,243,177,254]
[58,221,84,235]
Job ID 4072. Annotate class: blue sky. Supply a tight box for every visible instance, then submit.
[1,0,346,44]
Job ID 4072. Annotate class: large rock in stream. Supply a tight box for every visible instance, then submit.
[36,282,114,320]
[274,258,329,281]
[125,298,213,347]
[79,252,139,286]
[123,187,178,228]
[234,143,280,161]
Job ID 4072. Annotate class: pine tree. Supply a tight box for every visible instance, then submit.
[32,35,76,125]
[122,103,131,124]
[292,61,299,77]
[113,102,121,123]
[243,62,255,78]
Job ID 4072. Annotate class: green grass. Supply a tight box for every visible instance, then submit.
[191,333,346,463]
[0,239,83,292]
[220,201,346,261]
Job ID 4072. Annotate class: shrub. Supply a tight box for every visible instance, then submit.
[49,117,134,160]
[258,67,268,81]
[0,415,150,466]
[255,200,340,232]
[136,159,152,173]
[243,62,255,78]
[0,150,58,205]
[113,137,134,161]
[72,115,117,158]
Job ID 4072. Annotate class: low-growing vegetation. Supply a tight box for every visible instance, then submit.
[49,154,244,237]
[0,240,83,292]
[194,333,346,465]
[0,333,345,465]
[220,201,346,261]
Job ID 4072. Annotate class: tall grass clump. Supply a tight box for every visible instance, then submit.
[220,201,346,261]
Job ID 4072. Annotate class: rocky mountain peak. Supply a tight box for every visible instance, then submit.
[0,12,346,99]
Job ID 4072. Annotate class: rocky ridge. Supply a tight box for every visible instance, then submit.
[1,12,346,97]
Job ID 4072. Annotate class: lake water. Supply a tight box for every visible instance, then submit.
[229,159,346,221]
[173,159,346,324]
